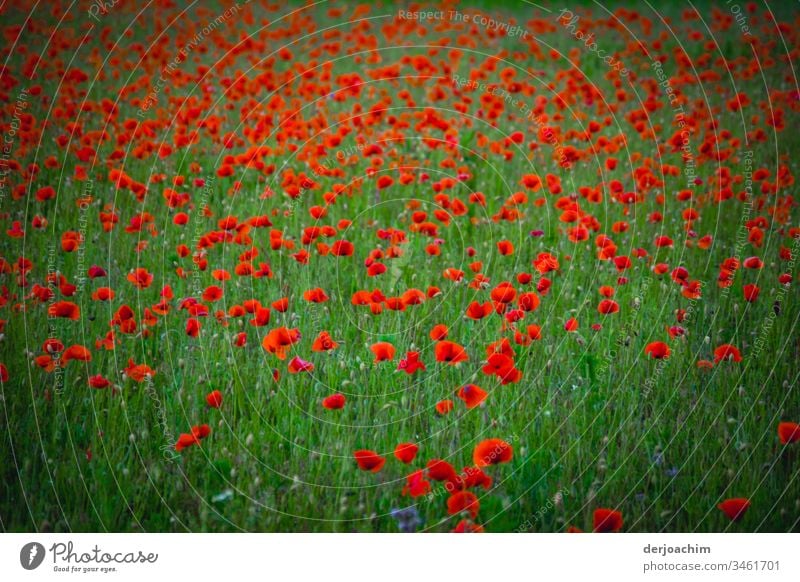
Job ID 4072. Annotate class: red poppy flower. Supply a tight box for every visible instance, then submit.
[48,301,81,320]
[593,508,623,532]
[206,390,223,408]
[91,287,115,301]
[370,342,395,362]
[303,287,329,303]
[742,284,760,302]
[60,344,92,366]
[778,422,800,445]
[394,442,418,464]
[127,268,154,289]
[718,498,750,522]
[123,358,155,382]
[465,301,493,320]
[473,438,513,467]
[308,331,336,352]
[497,240,514,255]
[376,175,394,189]
[597,299,619,315]
[186,318,200,337]
[422,460,455,485]
[331,240,354,256]
[462,465,493,490]
[714,344,742,363]
[517,292,540,312]
[322,393,346,410]
[429,324,449,340]
[435,400,454,415]
[397,351,426,374]
[88,375,110,389]
[176,425,211,452]
[742,257,763,269]
[447,491,479,518]
[434,341,468,364]
[271,297,289,312]
[490,282,516,303]
[452,519,485,533]
[402,469,431,498]
[354,450,385,472]
[87,265,107,279]
[175,433,198,452]
[645,341,671,359]
[457,384,488,409]
[288,356,314,374]
[250,305,272,327]
[482,353,515,380]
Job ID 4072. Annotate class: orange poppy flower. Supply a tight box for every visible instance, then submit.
[91,287,115,301]
[645,341,670,359]
[127,268,154,289]
[206,390,223,408]
[593,508,623,532]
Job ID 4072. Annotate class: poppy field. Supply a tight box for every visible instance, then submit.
[1,0,800,533]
